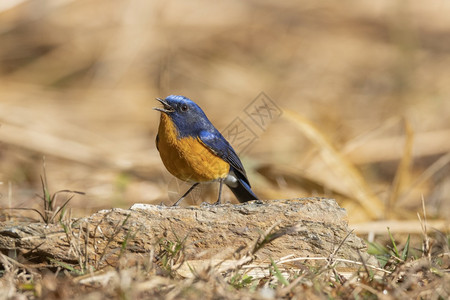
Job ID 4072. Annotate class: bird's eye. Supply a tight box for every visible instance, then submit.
[180,104,189,112]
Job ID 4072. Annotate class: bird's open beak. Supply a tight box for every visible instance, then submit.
[153,97,175,113]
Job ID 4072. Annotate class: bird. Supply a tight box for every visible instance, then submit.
[154,95,259,206]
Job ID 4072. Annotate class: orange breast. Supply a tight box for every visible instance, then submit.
[156,114,230,182]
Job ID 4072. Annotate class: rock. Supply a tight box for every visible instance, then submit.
[0,198,378,271]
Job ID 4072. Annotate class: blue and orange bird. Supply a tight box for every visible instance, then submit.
[154,95,259,206]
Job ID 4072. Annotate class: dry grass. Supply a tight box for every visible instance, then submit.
[0,0,449,298]
[0,205,448,299]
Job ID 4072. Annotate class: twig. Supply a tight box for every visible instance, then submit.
[417,195,431,259]
[277,256,390,274]
[357,249,371,278]
[325,229,354,268]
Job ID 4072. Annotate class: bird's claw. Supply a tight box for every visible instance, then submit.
[200,201,212,207]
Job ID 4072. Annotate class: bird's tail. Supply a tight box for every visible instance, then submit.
[227,178,259,203]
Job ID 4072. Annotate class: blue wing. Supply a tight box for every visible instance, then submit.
[199,129,258,202]
[198,130,250,185]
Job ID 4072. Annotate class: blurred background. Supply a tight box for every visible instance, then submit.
[0,0,449,230]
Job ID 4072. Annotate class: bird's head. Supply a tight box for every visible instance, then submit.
[154,95,213,137]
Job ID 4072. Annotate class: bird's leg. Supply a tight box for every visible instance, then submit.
[172,183,199,206]
[213,179,224,205]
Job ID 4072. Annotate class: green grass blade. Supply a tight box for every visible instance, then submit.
[270,258,289,286]
[49,258,84,276]
[387,227,399,258]
[401,234,410,261]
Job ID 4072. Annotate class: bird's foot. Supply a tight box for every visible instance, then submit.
[172,197,185,207]
[200,201,212,208]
